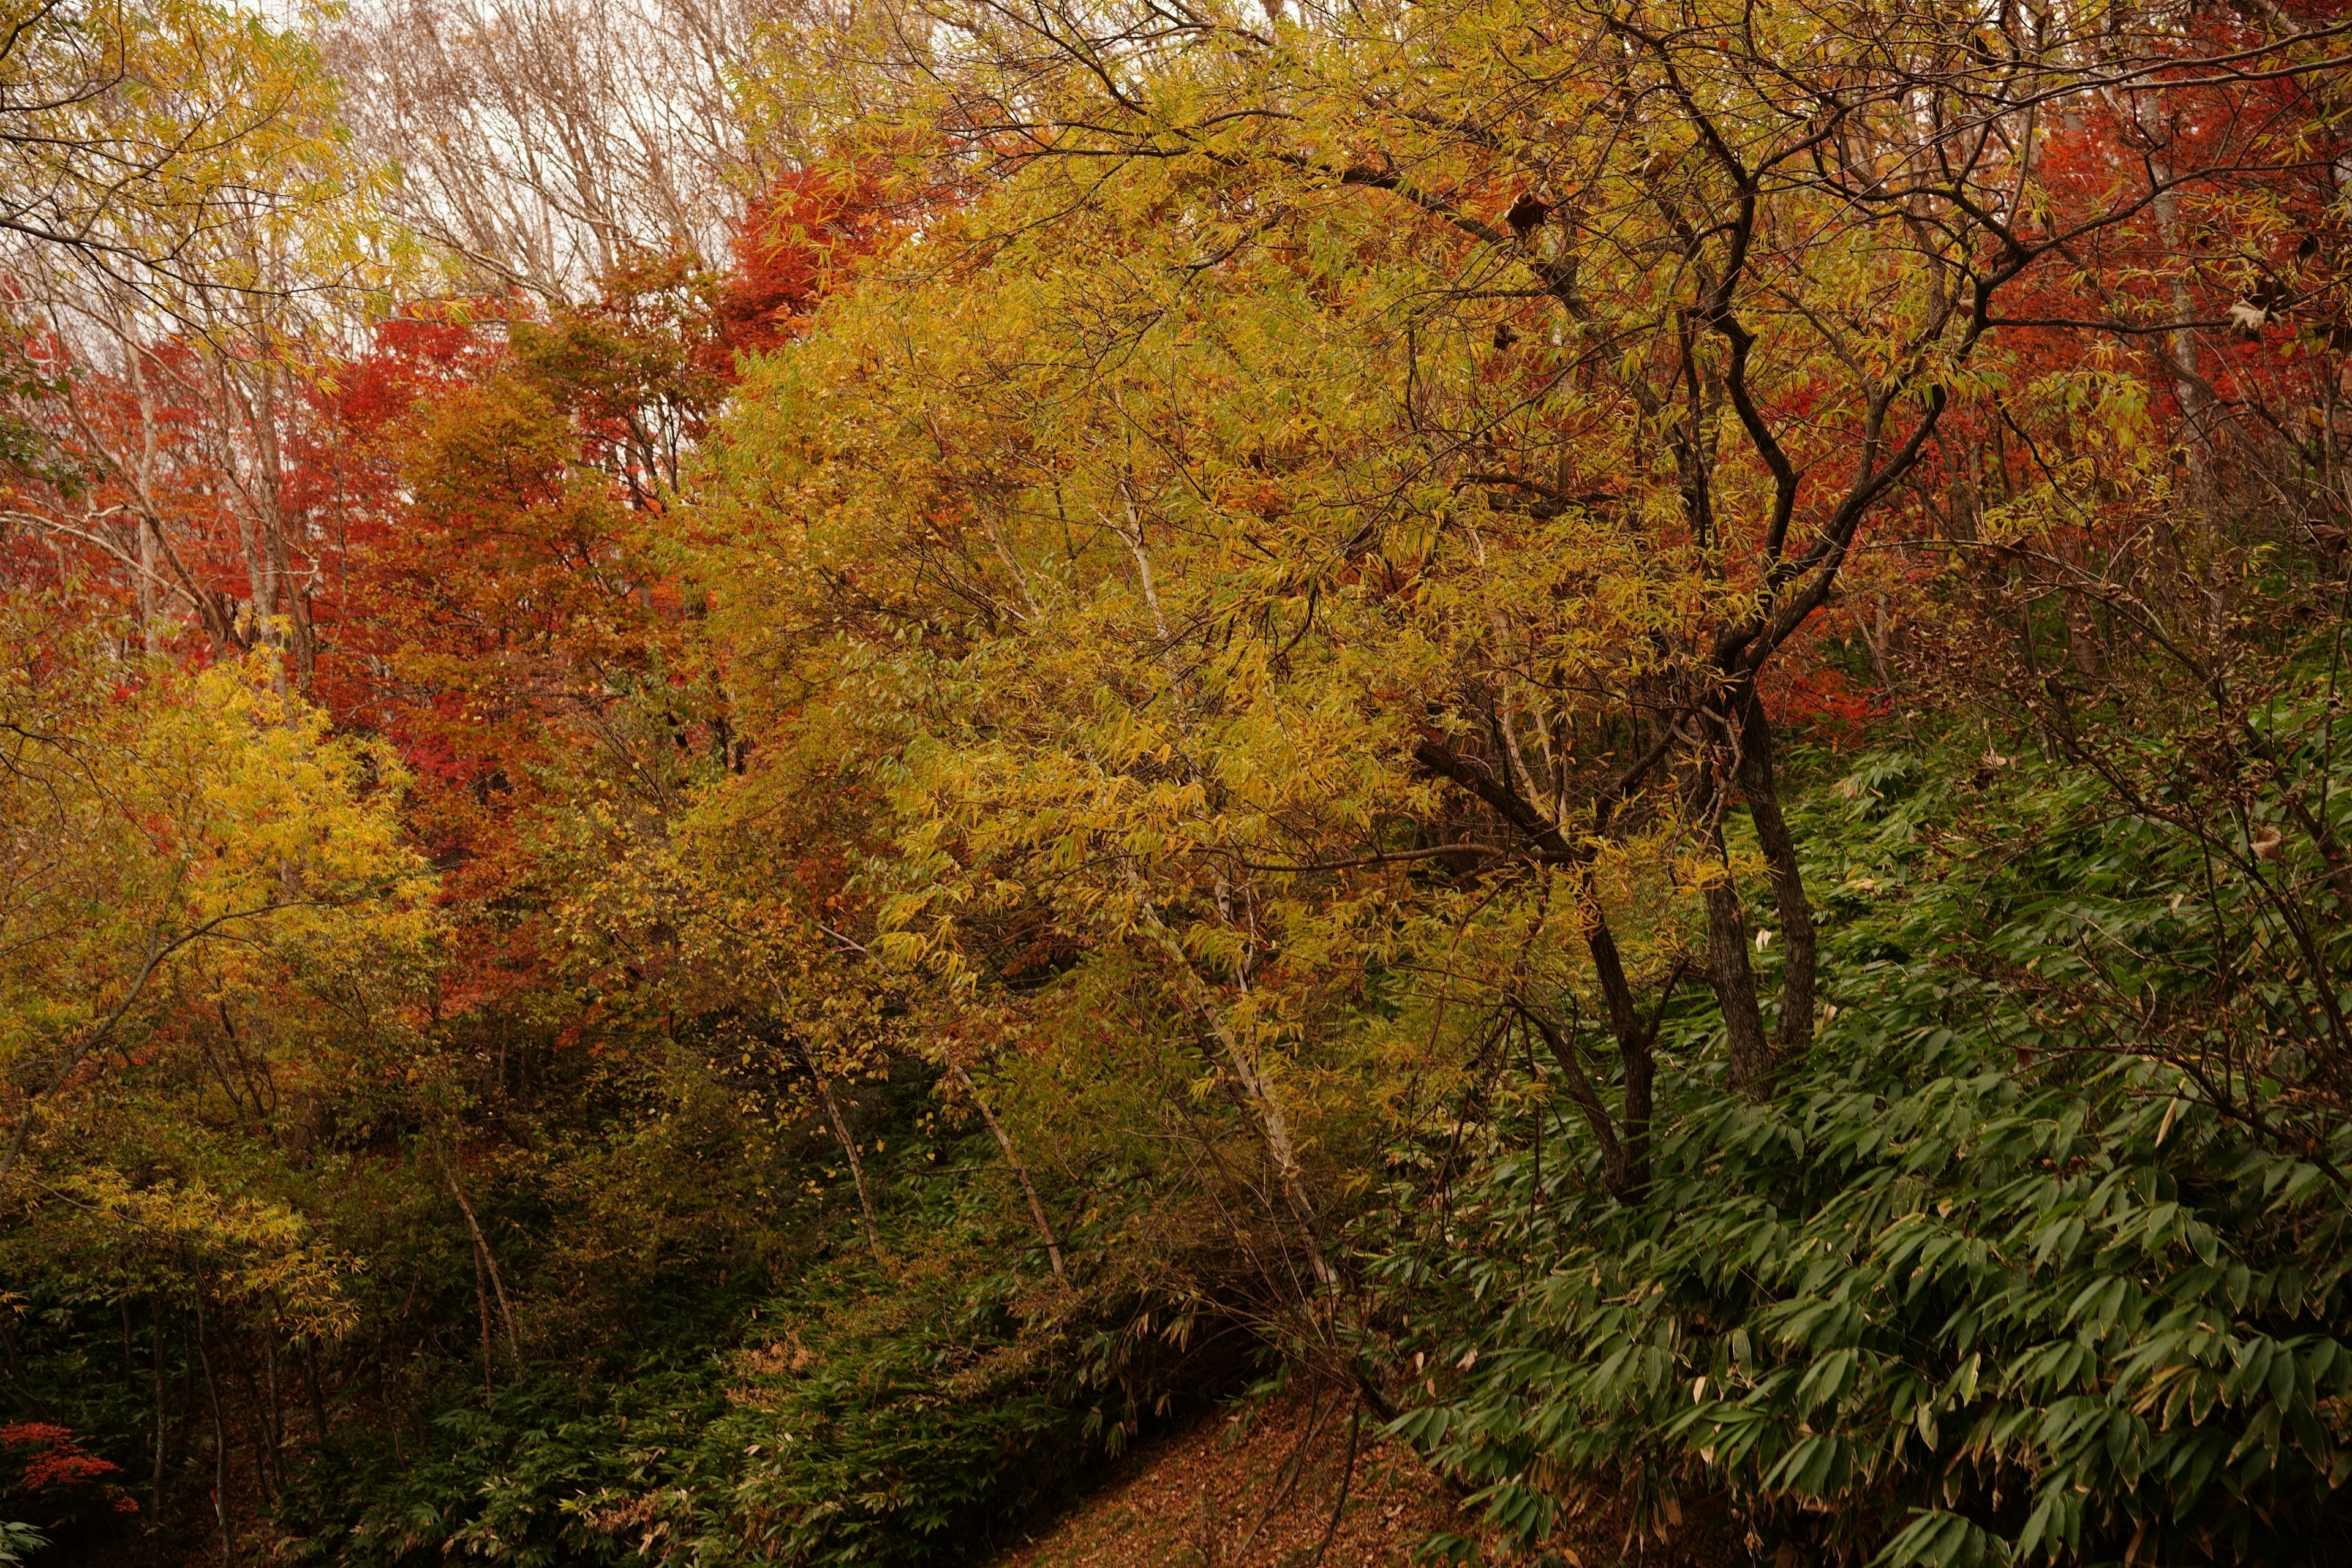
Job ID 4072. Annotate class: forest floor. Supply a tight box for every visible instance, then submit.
[982,1387,1675,1568]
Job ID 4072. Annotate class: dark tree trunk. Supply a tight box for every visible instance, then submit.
[1735,682,1817,1053]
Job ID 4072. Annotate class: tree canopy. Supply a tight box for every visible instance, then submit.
[5,2,2352,1566]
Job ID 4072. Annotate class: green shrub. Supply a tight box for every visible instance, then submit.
[282,1131,1180,1567]
[1376,745,2352,1565]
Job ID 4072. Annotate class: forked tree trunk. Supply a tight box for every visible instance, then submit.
[804,1048,884,1263]
[1689,733,1773,1094]
[1735,682,1817,1054]
[951,1063,1065,1278]
[442,1159,521,1365]
[1128,876,1335,1288]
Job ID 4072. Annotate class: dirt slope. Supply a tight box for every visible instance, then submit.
[986,1390,1510,1568]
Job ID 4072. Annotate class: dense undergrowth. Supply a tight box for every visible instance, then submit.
[244,722,2352,1567]
[1,1156,1178,1568]
[1381,733,2352,1566]
[263,1123,1240,1568]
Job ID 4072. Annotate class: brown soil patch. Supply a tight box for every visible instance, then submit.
[987,1389,1536,1568]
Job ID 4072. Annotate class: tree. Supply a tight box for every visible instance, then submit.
[0,592,437,1186]
[321,0,784,298]
[0,0,390,310]
[0,0,412,688]
[711,0,2352,1225]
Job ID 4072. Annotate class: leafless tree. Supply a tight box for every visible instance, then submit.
[322,0,797,298]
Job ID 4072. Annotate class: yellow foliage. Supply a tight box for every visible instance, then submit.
[0,594,439,1180]
[48,1168,360,1341]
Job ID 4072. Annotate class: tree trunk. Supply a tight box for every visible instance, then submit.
[1691,744,1773,1093]
[301,1336,329,1446]
[1735,682,1817,1054]
[192,1292,233,1567]
[1129,881,1335,1288]
[804,1049,884,1263]
[468,1232,495,1396]
[1520,1006,1640,1200]
[1703,870,1773,1093]
[151,1298,167,1521]
[246,363,317,693]
[442,1159,521,1366]
[1406,734,1664,1185]
[129,339,164,655]
[951,1064,1065,1278]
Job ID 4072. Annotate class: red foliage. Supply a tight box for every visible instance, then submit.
[0,1422,137,1515]
[277,184,880,1046]
[1762,658,1877,747]
[720,162,895,356]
